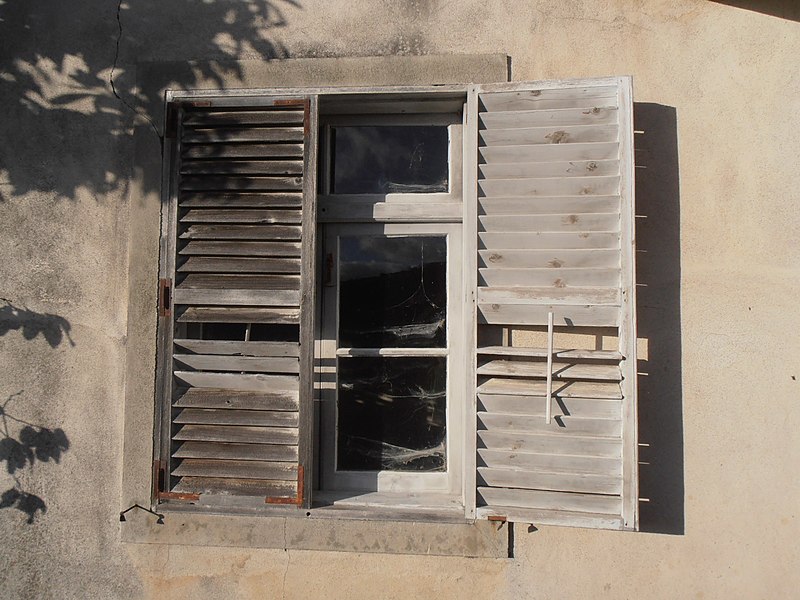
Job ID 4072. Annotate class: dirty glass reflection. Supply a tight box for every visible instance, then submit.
[337,357,446,472]
[338,236,446,348]
[331,125,449,194]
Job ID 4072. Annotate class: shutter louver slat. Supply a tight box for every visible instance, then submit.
[158,99,315,507]
[471,78,637,530]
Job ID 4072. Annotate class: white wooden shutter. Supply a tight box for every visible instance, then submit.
[155,96,317,508]
[468,78,638,530]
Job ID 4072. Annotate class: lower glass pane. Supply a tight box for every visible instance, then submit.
[337,356,446,472]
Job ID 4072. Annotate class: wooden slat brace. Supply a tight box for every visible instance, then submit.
[545,310,554,424]
[265,464,304,506]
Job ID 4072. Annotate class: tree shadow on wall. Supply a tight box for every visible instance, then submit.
[0,299,74,523]
[0,300,76,349]
[0,391,70,524]
[633,103,685,535]
[0,0,301,202]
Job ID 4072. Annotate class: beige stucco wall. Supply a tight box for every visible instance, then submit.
[1,1,798,598]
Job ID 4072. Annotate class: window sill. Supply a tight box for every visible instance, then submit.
[120,504,509,558]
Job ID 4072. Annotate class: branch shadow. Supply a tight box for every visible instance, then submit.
[633,103,685,535]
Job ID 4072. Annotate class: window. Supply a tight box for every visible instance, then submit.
[154,78,639,530]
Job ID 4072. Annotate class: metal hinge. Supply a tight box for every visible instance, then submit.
[158,278,172,317]
[153,459,200,502]
[266,464,304,506]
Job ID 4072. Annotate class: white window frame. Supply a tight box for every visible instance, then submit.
[313,105,468,509]
[317,222,465,502]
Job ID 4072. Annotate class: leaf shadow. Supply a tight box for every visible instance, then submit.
[0,300,76,348]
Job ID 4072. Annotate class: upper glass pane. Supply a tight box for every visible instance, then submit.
[331,125,449,194]
[338,235,446,348]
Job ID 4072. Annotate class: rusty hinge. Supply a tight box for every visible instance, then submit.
[159,491,200,502]
[158,278,172,317]
[273,97,310,136]
[153,459,200,502]
[266,464,304,506]
[152,459,164,501]
[274,98,305,107]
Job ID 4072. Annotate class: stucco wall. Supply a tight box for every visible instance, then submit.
[1,1,798,598]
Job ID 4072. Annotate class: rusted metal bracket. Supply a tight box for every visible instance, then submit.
[488,515,507,530]
[153,459,200,502]
[273,97,310,135]
[152,459,163,501]
[158,278,172,317]
[120,503,164,524]
[274,98,306,107]
[159,491,201,502]
[265,464,304,506]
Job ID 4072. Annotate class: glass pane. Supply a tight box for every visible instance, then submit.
[331,125,448,194]
[339,236,446,348]
[337,356,446,472]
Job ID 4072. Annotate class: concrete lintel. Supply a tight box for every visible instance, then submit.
[134,54,508,127]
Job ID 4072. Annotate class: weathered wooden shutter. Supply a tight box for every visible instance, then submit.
[155,96,317,508]
[468,78,637,529]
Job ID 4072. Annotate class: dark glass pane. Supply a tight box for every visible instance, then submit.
[331,125,448,194]
[337,356,446,472]
[339,236,446,348]
[249,324,299,342]
[197,323,247,340]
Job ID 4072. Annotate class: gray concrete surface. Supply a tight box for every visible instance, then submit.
[1,1,798,598]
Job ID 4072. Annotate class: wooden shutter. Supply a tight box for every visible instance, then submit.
[468,78,637,530]
[155,96,317,508]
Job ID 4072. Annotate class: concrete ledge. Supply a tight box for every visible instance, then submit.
[121,509,509,558]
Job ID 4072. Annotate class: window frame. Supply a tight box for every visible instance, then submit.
[143,77,638,533]
[316,222,465,503]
